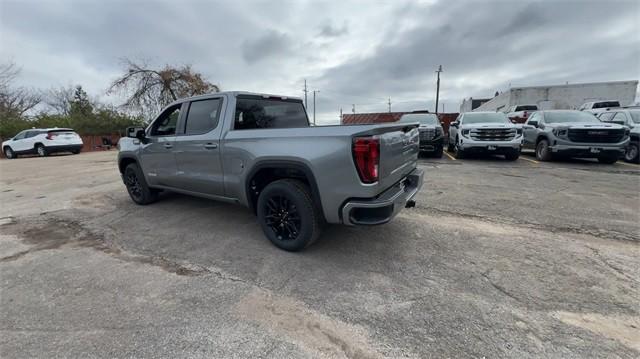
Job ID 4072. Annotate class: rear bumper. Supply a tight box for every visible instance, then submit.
[45,144,83,153]
[341,168,424,226]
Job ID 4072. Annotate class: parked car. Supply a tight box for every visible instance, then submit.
[579,100,621,114]
[118,92,424,251]
[447,112,521,160]
[598,108,640,163]
[522,110,629,163]
[505,104,538,123]
[2,128,83,159]
[398,113,443,157]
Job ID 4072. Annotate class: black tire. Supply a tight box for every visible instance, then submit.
[433,146,444,158]
[505,150,520,161]
[257,179,323,251]
[597,154,618,164]
[453,138,465,159]
[3,146,16,159]
[535,139,552,161]
[72,149,81,154]
[447,140,454,152]
[624,142,639,164]
[35,144,48,157]
[124,163,158,205]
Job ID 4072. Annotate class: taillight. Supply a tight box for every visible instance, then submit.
[352,137,379,183]
[46,132,55,140]
[523,111,528,118]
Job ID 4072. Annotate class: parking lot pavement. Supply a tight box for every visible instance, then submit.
[1,151,639,358]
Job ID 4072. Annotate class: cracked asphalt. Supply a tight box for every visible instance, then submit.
[1,151,639,358]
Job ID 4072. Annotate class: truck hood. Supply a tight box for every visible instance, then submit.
[545,122,625,130]
[460,123,517,130]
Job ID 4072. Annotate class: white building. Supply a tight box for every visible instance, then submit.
[464,80,638,113]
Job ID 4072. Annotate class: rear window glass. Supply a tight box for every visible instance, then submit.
[593,101,620,109]
[234,97,308,130]
[515,105,537,111]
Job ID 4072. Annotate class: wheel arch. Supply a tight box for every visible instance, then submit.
[246,160,323,216]
[118,156,138,174]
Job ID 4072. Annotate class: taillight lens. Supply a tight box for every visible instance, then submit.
[46,132,55,140]
[353,137,379,183]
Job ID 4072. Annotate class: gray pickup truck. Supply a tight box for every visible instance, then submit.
[118,92,424,251]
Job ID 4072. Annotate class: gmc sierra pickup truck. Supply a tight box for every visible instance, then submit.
[118,92,424,251]
[523,110,629,163]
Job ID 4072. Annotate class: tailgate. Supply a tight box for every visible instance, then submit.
[355,123,420,191]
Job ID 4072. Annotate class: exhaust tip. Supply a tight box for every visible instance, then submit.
[405,200,416,208]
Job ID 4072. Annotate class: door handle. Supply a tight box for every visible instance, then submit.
[204,143,218,149]
[163,143,173,149]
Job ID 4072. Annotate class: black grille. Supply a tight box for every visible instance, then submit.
[470,128,516,141]
[567,129,625,143]
[419,128,436,141]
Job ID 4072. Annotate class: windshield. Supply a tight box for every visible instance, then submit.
[545,111,600,123]
[630,111,640,124]
[462,113,510,124]
[515,105,537,111]
[399,114,439,125]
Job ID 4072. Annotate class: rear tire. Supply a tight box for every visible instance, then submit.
[535,139,552,161]
[124,163,158,205]
[72,149,81,154]
[36,144,47,157]
[3,146,15,159]
[624,142,639,163]
[597,154,618,164]
[257,179,323,251]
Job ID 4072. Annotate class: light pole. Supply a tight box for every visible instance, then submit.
[435,65,442,114]
[313,90,320,125]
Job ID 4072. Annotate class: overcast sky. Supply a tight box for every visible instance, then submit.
[1,0,639,123]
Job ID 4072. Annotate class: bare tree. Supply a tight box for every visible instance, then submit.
[0,62,41,117]
[44,85,75,115]
[107,59,219,115]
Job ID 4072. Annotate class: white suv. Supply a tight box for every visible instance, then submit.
[2,128,83,159]
[447,112,522,160]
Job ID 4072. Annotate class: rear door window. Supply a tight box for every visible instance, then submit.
[234,97,308,130]
[184,98,222,135]
[598,112,614,122]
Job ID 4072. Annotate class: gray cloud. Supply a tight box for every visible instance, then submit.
[242,31,293,64]
[318,22,348,38]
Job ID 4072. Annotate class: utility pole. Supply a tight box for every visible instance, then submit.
[303,79,308,109]
[442,103,445,113]
[339,107,343,123]
[435,65,442,114]
[312,90,319,125]
[352,104,356,114]
[388,97,392,113]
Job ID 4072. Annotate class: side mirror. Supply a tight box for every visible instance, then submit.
[528,120,538,128]
[450,122,459,128]
[11,138,16,141]
[127,127,146,140]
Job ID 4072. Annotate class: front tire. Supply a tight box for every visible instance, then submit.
[453,138,465,159]
[3,147,15,159]
[124,163,158,205]
[535,139,552,161]
[597,154,618,164]
[505,150,520,161]
[624,142,639,164]
[36,144,48,157]
[257,179,323,251]
[433,146,443,158]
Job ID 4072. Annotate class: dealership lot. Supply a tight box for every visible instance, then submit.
[1,152,638,358]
